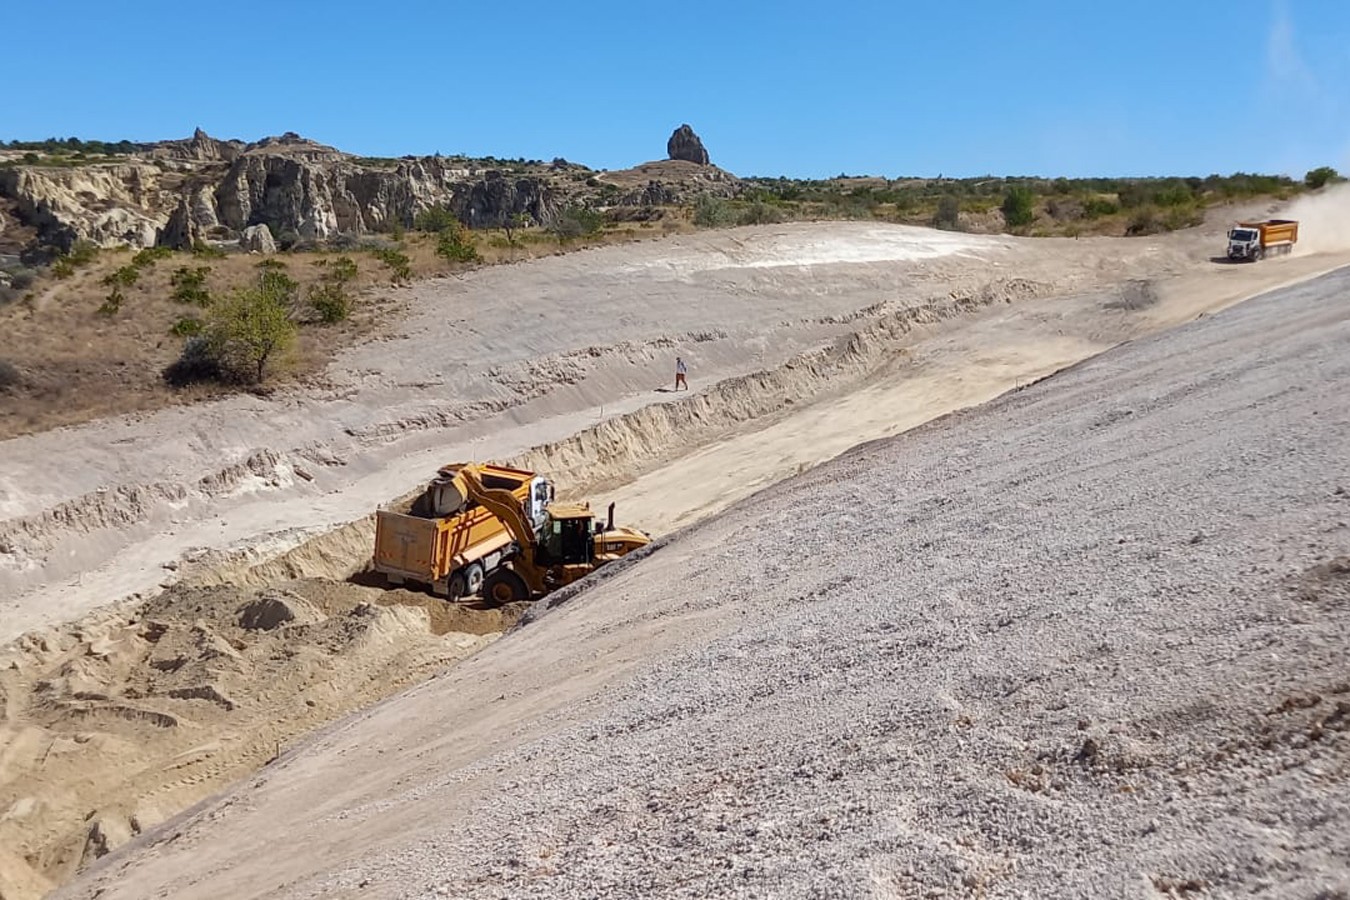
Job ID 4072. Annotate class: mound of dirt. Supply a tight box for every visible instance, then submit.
[0,574,525,900]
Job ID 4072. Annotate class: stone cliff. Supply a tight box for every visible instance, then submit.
[0,128,741,256]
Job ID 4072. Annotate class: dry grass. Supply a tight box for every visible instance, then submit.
[0,219,694,440]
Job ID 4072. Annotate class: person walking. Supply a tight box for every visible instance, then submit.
[675,356,688,391]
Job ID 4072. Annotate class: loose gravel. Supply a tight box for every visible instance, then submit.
[60,268,1350,900]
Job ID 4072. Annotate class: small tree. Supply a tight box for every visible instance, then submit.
[1001,187,1036,229]
[373,247,412,283]
[1305,166,1341,190]
[502,212,530,246]
[414,205,458,232]
[206,282,297,383]
[436,221,481,263]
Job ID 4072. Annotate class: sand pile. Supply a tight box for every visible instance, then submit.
[0,574,527,900]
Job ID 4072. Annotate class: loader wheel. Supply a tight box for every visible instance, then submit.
[464,562,485,597]
[482,569,529,607]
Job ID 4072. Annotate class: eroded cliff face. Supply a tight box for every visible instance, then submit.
[0,128,741,254]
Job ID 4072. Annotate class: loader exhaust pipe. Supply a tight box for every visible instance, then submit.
[607,502,615,532]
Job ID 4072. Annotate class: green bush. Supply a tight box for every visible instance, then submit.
[0,359,20,389]
[373,247,412,283]
[258,268,299,306]
[192,241,226,259]
[170,266,212,306]
[202,281,298,383]
[738,201,784,226]
[551,206,604,240]
[170,315,204,336]
[414,205,459,232]
[131,246,172,269]
[52,258,75,279]
[1125,207,1160,236]
[328,256,359,283]
[98,287,125,316]
[1305,166,1341,189]
[1001,187,1036,228]
[1082,196,1120,219]
[67,241,99,267]
[308,256,358,323]
[308,282,349,324]
[102,265,139,288]
[692,196,735,228]
[435,222,481,263]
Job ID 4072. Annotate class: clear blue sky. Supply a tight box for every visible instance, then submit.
[4,0,1347,179]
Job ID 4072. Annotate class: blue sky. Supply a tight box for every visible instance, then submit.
[4,0,1347,179]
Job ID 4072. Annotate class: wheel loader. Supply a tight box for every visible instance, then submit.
[371,462,650,605]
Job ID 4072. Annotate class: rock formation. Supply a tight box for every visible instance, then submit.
[667,124,710,165]
[453,170,558,229]
[240,224,277,254]
[0,128,741,256]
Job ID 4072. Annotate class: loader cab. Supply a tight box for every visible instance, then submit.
[538,506,595,566]
[527,477,553,530]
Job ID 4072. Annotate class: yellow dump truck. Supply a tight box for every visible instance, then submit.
[372,462,651,603]
[372,463,553,599]
[1227,219,1298,261]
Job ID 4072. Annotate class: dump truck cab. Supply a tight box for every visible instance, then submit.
[1227,226,1262,261]
[1227,219,1298,262]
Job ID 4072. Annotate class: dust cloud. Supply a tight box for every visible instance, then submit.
[1285,182,1350,255]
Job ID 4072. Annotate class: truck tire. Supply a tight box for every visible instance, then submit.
[447,571,468,601]
[482,569,530,606]
[464,562,485,597]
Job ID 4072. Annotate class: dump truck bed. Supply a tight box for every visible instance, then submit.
[372,464,539,586]
[1242,219,1299,247]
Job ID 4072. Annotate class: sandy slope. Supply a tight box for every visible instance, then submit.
[4,217,1347,645]
[52,258,1350,900]
[5,204,1350,899]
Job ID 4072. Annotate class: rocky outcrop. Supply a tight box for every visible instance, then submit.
[0,165,166,250]
[667,124,710,165]
[151,128,243,163]
[215,148,467,240]
[0,128,745,255]
[452,171,557,228]
[241,224,277,254]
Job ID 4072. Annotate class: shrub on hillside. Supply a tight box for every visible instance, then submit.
[97,287,125,316]
[102,265,139,288]
[692,196,734,228]
[170,266,212,306]
[738,201,785,226]
[373,246,412,283]
[162,335,224,386]
[131,246,172,269]
[435,221,481,263]
[932,196,961,231]
[1001,187,1036,229]
[1082,196,1120,219]
[551,206,604,241]
[1305,166,1341,189]
[414,205,459,232]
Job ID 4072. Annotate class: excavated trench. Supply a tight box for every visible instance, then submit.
[0,265,1277,899]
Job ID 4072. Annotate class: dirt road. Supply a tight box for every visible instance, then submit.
[53,259,1350,900]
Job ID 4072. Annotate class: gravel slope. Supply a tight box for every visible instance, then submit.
[59,268,1350,899]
